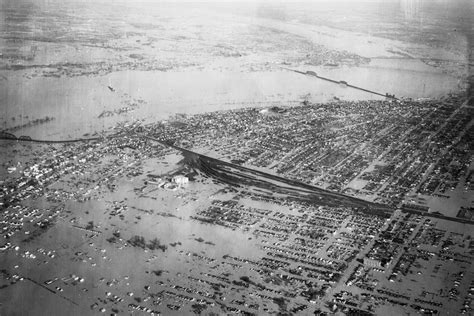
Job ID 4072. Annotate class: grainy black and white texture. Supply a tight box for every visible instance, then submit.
[1,1,473,315]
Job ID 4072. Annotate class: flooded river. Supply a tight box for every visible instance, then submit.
[1,56,461,139]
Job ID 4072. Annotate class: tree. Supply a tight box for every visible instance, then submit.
[85,221,94,230]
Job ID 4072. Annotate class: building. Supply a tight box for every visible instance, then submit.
[364,257,383,268]
[173,175,189,186]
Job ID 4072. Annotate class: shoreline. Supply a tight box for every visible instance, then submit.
[1,61,463,139]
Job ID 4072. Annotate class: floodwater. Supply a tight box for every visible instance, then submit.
[1,2,472,315]
[1,57,461,139]
[0,0,469,224]
[0,0,469,139]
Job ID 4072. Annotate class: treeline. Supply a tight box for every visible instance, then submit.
[127,235,167,252]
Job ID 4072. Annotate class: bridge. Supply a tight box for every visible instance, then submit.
[281,67,398,100]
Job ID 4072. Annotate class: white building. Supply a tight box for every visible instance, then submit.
[172,175,189,186]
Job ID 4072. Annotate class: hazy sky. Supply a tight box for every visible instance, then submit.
[7,0,424,3]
